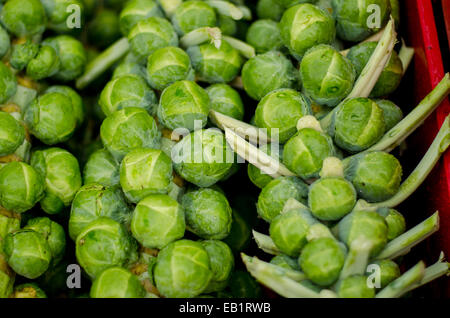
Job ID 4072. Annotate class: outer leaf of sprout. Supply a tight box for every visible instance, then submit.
[319,157,344,178]
[157,0,182,18]
[252,230,280,255]
[375,212,439,260]
[281,198,308,214]
[306,223,334,242]
[339,237,373,280]
[376,261,425,298]
[296,115,323,133]
[223,36,255,59]
[206,1,243,20]
[399,40,414,74]
[180,27,222,48]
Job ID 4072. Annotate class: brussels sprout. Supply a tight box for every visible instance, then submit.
[113,61,145,79]
[187,41,243,84]
[26,45,61,80]
[206,84,244,121]
[300,45,356,107]
[120,148,173,203]
[131,194,184,249]
[0,112,25,157]
[347,41,403,97]
[223,209,251,253]
[270,254,301,271]
[256,0,284,21]
[279,4,335,60]
[10,40,39,71]
[257,176,309,222]
[3,229,52,279]
[100,107,161,161]
[218,14,237,36]
[344,151,402,202]
[278,0,315,7]
[246,20,283,54]
[255,89,312,143]
[201,240,234,293]
[25,217,66,266]
[42,36,87,81]
[367,259,400,289]
[332,0,391,42]
[119,0,164,36]
[69,184,131,241]
[0,162,44,213]
[0,62,17,104]
[172,129,235,187]
[0,26,10,59]
[0,0,47,37]
[24,92,78,145]
[241,51,299,100]
[154,239,213,298]
[11,283,47,298]
[270,206,317,257]
[181,188,232,240]
[99,75,158,117]
[376,207,405,241]
[330,97,385,153]
[45,85,84,127]
[90,267,146,298]
[298,237,345,287]
[375,99,403,131]
[338,210,388,257]
[146,46,194,91]
[390,0,400,27]
[158,80,210,131]
[40,0,85,33]
[128,17,179,63]
[87,9,121,48]
[336,275,375,298]
[247,144,282,189]
[83,149,120,187]
[228,270,262,298]
[75,217,138,279]
[30,148,82,214]
[172,1,217,36]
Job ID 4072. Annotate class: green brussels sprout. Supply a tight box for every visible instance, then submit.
[10,40,39,71]
[24,92,78,145]
[128,17,179,63]
[45,85,84,127]
[119,0,164,36]
[247,144,282,189]
[201,240,234,293]
[99,75,158,117]
[308,177,357,221]
[100,107,161,161]
[223,209,251,253]
[11,283,47,298]
[241,51,299,100]
[146,46,194,91]
[187,41,243,84]
[120,148,173,203]
[182,188,232,240]
[376,207,405,241]
[270,254,301,271]
[257,176,309,222]
[30,148,82,214]
[270,206,317,257]
[3,229,52,279]
[172,1,217,36]
[172,129,235,187]
[0,162,44,213]
[298,237,345,286]
[0,254,15,298]
[218,14,237,36]
[0,0,47,37]
[87,9,121,48]
[255,89,312,143]
[279,4,335,60]
[83,149,120,187]
[330,97,385,153]
[375,99,403,131]
[389,0,400,27]
[0,26,10,59]
[158,80,210,131]
[42,35,87,81]
[331,0,391,42]
[367,259,400,288]
[131,194,185,249]
[0,112,25,157]
[40,0,85,33]
[246,20,283,54]
[69,183,131,241]
[90,267,146,298]
[300,45,356,107]
[278,0,315,7]
[154,239,213,298]
[0,62,17,104]
[26,45,61,80]
[347,41,403,97]
[25,217,66,266]
[336,275,375,298]
[283,128,336,179]
[256,0,284,21]
[113,61,145,79]
[206,84,244,121]
[75,217,138,279]
[338,210,388,257]
[228,270,262,298]
[344,151,402,202]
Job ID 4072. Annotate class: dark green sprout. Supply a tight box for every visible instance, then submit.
[40,0,85,33]
[171,0,217,36]
[113,61,145,79]
[367,259,400,289]
[246,20,283,54]
[119,0,164,36]
[0,112,25,157]
[0,0,47,37]
[83,149,120,187]
[0,62,17,104]
[26,45,61,80]
[0,25,10,59]
[377,207,406,241]
[45,85,85,127]
[336,275,375,298]
[90,267,146,298]
[10,40,39,71]
[206,84,244,121]
[218,14,237,36]
[375,99,403,132]
[201,240,234,293]
[256,0,284,21]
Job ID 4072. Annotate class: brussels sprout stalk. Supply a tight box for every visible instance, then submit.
[244,254,306,282]
[252,230,280,255]
[223,36,255,59]
[376,261,425,298]
[180,27,222,48]
[206,1,244,20]
[339,237,373,280]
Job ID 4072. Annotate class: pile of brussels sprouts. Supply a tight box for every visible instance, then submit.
[0,0,448,299]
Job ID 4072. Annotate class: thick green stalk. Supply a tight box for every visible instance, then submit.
[252,230,280,255]
[206,1,244,20]
[339,237,373,280]
[180,27,222,48]
[223,36,255,59]
[376,261,425,298]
